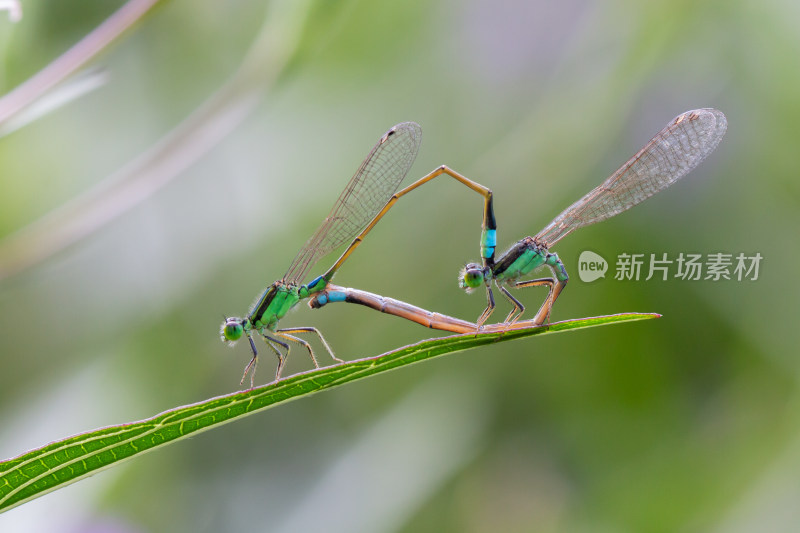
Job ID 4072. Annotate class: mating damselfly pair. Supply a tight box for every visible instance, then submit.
[221,108,727,387]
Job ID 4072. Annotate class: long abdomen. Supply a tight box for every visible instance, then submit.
[310,285,477,334]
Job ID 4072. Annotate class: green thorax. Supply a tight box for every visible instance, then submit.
[248,276,328,332]
[492,238,547,283]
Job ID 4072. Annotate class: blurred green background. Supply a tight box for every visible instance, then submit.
[1,0,798,531]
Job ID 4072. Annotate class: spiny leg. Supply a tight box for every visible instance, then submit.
[505,251,569,326]
[532,278,566,325]
[240,357,258,389]
[274,331,319,374]
[278,326,343,364]
[239,335,259,388]
[531,252,569,325]
[477,284,496,327]
[323,165,496,281]
[514,268,569,325]
[512,278,555,325]
[498,285,526,324]
[263,336,289,382]
[240,335,290,388]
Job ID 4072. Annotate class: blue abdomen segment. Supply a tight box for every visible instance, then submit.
[306,275,326,293]
[481,229,497,260]
[312,290,347,308]
[328,290,346,303]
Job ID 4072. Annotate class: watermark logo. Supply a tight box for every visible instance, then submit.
[577,251,608,282]
[576,251,763,282]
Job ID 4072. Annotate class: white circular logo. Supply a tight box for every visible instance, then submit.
[578,251,608,282]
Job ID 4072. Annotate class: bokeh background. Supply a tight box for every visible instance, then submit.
[1,0,799,531]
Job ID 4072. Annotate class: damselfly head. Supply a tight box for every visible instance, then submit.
[459,263,485,293]
[221,317,244,344]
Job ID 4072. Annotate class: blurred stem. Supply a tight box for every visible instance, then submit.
[0,0,162,125]
[0,0,313,281]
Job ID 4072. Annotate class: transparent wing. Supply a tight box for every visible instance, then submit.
[283,122,422,283]
[535,108,727,247]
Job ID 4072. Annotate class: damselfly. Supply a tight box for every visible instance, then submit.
[310,109,727,332]
[221,123,495,386]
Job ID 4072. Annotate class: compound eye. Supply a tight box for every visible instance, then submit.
[221,319,244,342]
[459,263,485,291]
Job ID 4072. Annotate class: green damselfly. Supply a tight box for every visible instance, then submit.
[221,123,495,386]
[310,108,727,331]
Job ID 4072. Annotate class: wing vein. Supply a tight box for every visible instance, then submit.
[534,108,727,247]
[283,122,422,283]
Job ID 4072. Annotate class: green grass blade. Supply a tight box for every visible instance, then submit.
[0,312,658,513]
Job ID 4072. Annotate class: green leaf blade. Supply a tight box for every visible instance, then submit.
[0,312,658,512]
